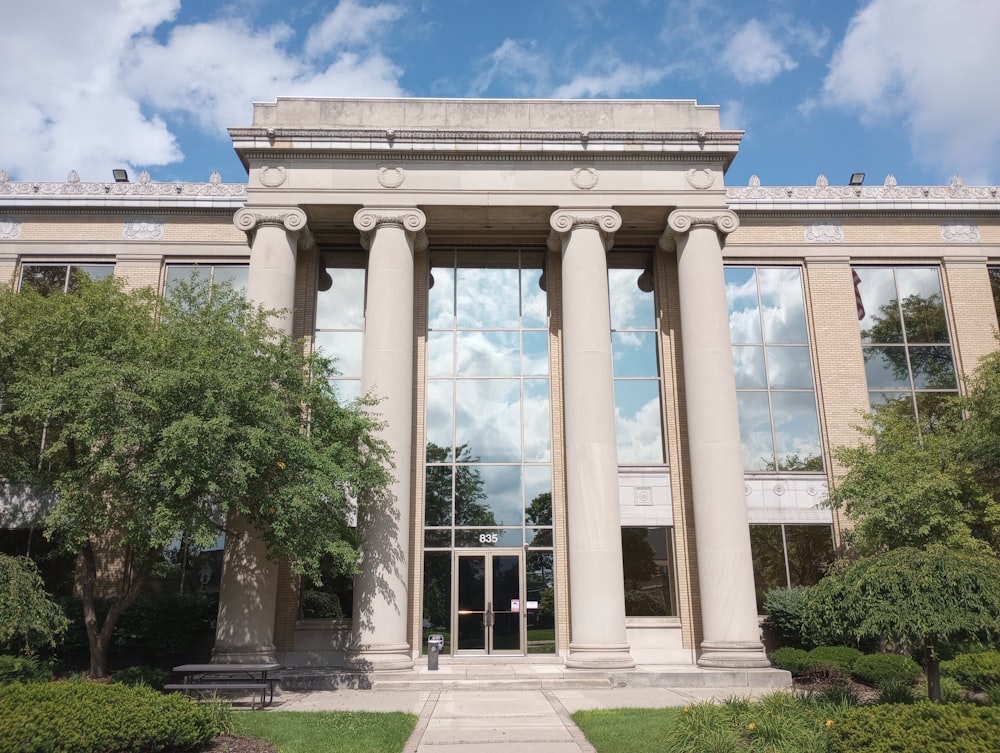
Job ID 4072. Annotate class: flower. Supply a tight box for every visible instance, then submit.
[748,722,756,730]
[277,461,286,469]
[825,719,833,728]
[682,707,689,713]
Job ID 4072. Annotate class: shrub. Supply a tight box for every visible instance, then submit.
[942,651,1000,692]
[110,665,170,690]
[301,589,345,619]
[0,654,52,684]
[805,646,862,675]
[828,702,1000,753]
[0,680,224,753]
[771,647,810,674]
[763,587,814,649]
[876,679,914,704]
[852,652,922,687]
[663,691,843,753]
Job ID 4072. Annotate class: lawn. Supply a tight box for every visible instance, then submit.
[231,711,417,753]
[572,708,682,753]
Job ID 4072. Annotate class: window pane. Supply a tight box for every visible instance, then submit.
[455,379,521,462]
[521,268,547,329]
[908,346,957,389]
[424,465,453,527]
[622,527,676,616]
[725,267,762,344]
[771,392,823,471]
[456,268,519,328]
[458,465,521,527]
[211,266,249,294]
[316,268,365,329]
[425,381,453,457]
[426,332,454,376]
[523,379,551,462]
[857,268,903,343]
[758,268,808,343]
[750,525,786,613]
[766,346,814,390]
[313,331,363,378]
[609,269,655,329]
[422,551,452,653]
[522,331,549,376]
[863,345,912,390]
[612,332,659,377]
[784,526,834,587]
[737,392,775,471]
[456,331,520,376]
[428,267,455,329]
[20,266,68,295]
[330,379,361,403]
[733,346,767,389]
[895,267,947,343]
[614,380,665,464]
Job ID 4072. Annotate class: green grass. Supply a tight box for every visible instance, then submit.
[231,711,417,753]
[572,707,682,753]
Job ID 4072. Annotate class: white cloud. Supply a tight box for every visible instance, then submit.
[823,0,1000,182]
[1,0,407,181]
[551,59,668,99]
[470,39,552,97]
[721,19,796,85]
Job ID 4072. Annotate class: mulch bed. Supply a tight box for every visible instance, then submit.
[202,735,278,753]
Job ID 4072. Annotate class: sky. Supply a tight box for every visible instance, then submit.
[4,0,1000,188]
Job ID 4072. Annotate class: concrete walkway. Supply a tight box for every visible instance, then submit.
[268,685,774,752]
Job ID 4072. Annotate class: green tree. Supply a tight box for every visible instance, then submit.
[0,276,391,676]
[0,553,69,653]
[802,545,1000,700]
[830,401,1000,556]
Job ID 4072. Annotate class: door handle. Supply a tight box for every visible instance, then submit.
[485,602,494,627]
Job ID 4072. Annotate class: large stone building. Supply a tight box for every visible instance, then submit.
[2,98,998,675]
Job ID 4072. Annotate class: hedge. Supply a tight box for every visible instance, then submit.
[941,651,1000,692]
[0,681,222,753]
[852,652,922,688]
[828,702,1000,753]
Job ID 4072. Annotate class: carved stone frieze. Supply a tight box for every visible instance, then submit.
[258,166,287,188]
[0,218,22,240]
[377,167,406,189]
[941,223,980,243]
[0,176,247,198]
[122,218,165,241]
[803,222,843,243]
[686,168,715,190]
[728,175,1000,203]
[570,167,599,190]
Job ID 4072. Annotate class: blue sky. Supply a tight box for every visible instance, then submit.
[5,0,999,187]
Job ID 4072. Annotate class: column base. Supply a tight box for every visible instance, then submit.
[211,644,278,665]
[566,642,636,670]
[697,641,771,669]
[344,643,414,671]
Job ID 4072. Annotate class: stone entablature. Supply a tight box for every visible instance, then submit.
[0,169,246,210]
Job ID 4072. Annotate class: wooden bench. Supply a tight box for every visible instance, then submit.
[168,663,281,710]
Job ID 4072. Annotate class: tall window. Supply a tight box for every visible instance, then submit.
[609,267,665,464]
[987,267,1000,322]
[725,267,823,472]
[314,260,366,402]
[19,264,113,295]
[854,267,958,419]
[621,526,677,616]
[423,251,551,549]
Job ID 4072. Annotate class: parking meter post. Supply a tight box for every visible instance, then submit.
[427,634,444,671]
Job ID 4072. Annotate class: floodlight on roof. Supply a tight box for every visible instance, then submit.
[849,172,865,186]
[112,169,129,183]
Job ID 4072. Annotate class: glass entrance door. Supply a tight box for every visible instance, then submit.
[455,552,523,654]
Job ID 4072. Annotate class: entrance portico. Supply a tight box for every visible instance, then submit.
[222,97,769,672]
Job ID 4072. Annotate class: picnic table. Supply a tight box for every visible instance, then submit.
[165,663,281,709]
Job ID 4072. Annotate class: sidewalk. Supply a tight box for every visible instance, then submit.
[268,683,776,753]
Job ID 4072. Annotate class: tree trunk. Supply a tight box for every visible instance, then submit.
[79,539,149,678]
[925,641,942,702]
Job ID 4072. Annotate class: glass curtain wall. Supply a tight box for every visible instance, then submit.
[854,267,958,419]
[422,249,553,654]
[725,267,824,472]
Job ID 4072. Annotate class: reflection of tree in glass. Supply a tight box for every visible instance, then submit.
[621,528,668,616]
[762,453,824,472]
[423,551,451,632]
[425,442,497,527]
[525,491,552,547]
[863,293,955,389]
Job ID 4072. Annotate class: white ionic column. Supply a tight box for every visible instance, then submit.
[665,209,769,669]
[347,207,425,670]
[214,207,306,664]
[550,209,635,670]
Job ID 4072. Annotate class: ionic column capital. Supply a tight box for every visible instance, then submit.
[234,206,307,236]
[549,209,622,252]
[664,208,739,244]
[353,207,427,251]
